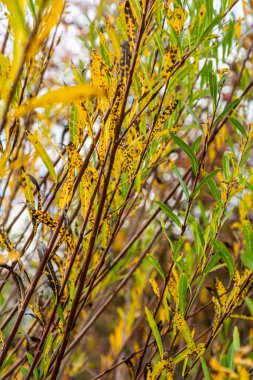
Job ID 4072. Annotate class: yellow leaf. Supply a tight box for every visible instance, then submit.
[21,169,35,209]
[0,329,4,346]
[2,0,29,42]
[174,312,195,348]
[235,18,242,39]
[215,278,227,312]
[27,0,64,59]
[66,143,83,171]
[15,85,105,117]
[26,131,57,183]
[105,20,120,57]
[29,209,74,251]
[199,4,206,21]
[151,354,174,380]
[149,278,160,298]
[239,367,250,380]
[0,229,20,262]
[58,165,75,210]
[162,46,178,78]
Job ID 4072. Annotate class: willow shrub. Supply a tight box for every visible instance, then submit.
[0,0,253,379]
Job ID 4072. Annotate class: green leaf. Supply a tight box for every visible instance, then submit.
[214,98,240,126]
[204,253,221,276]
[192,169,220,199]
[145,306,164,359]
[189,217,204,259]
[26,352,34,366]
[156,200,181,228]
[233,326,240,351]
[170,132,199,176]
[198,15,221,43]
[209,70,217,105]
[201,357,211,380]
[207,177,221,202]
[172,164,189,199]
[160,218,174,252]
[178,273,187,315]
[245,181,253,193]
[212,239,235,276]
[57,304,65,323]
[26,353,39,380]
[69,105,78,143]
[26,131,57,183]
[168,66,189,94]
[228,116,247,138]
[0,354,16,374]
[185,104,203,131]
[242,223,253,270]
[27,0,37,19]
[206,0,213,23]
[192,135,202,155]
[146,254,165,280]
[245,297,253,315]
[222,152,231,181]
[21,367,29,377]
[43,332,54,357]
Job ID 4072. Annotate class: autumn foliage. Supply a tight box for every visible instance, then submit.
[0,0,253,379]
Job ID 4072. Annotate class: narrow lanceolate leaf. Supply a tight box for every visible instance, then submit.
[0,228,20,261]
[201,357,211,380]
[242,222,253,270]
[222,152,231,181]
[156,100,179,127]
[172,164,189,199]
[149,278,160,298]
[125,359,135,380]
[22,170,41,234]
[0,264,25,303]
[178,273,187,315]
[214,98,240,126]
[37,241,60,296]
[192,135,202,155]
[192,169,220,199]
[185,104,203,130]
[3,0,29,41]
[27,0,36,19]
[22,169,35,209]
[58,165,75,210]
[212,239,235,276]
[29,209,74,252]
[170,132,199,176]
[120,40,131,86]
[146,254,165,280]
[145,306,164,359]
[151,354,174,380]
[207,177,221,202]
[162,46,178,78]
[66,142,83,171]
[125,0,137,53]
[203,253,220,276]
[228,116,247,138]
[26,131,57,183]
[27,174,41,209]
[174,312,195,348]
[156,200,181,228]
[198,15,221,43]
[209,70,217,105]
[15,85,105,117]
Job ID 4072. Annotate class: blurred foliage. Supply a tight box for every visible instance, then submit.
[0,0,253,379]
